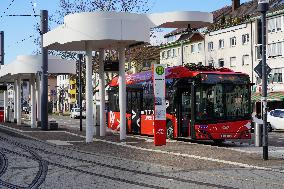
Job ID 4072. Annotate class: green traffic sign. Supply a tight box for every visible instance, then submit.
[155,66,164,75]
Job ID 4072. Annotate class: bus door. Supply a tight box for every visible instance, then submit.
[128,90,143,134]
[176,88,192,138]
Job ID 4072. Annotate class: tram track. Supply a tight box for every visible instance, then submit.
[0,143,48,189]
[0,135,238,189]
[0,150,8,177]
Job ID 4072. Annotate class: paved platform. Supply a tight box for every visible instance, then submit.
[0,121,284,173]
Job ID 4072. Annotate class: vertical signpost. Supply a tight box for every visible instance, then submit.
[77,54,83,132]
[40,10,48,130]
[153,64,166,146]
[258,0,269,160]
[0,31,4,65]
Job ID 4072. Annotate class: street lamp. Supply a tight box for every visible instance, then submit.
[258,0,269,160]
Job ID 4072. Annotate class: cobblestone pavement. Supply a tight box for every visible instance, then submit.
[1,121,284,188]
[48,115,284,159]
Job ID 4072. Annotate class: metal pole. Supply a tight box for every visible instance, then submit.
[78,54,83,132]
[180,41,184,66]
[99,49,106,137]
[52,93,54,113]
[0,31,4,65]
[40,10,48,130]
[16,78,21,125]
[118,46,126,140]
[13,80,17,123]
[258,2,269,160]
[3,91,7,122]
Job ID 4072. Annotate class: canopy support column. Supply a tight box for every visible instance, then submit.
[13,80,17,123]
[118,46,126,141]
[99,49,106,137]
[3,91,7,122]
[30,74,36,128]
[85,42,94,143]
[16,78,21,125]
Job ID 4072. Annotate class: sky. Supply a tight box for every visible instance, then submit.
[0,0,250,64]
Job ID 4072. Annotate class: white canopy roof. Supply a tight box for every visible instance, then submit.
[0,55,76,82]
[43,11,213,51]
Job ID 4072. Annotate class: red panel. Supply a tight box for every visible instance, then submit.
[195,120,251,140]
[0,111,4,122]
[108,112,120,131]
[108,112,132,133]
[141,115,154,135]
[171,115,178,139]
[154,120,166,146]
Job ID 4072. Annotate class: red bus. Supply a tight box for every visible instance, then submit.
[107,65,252,142]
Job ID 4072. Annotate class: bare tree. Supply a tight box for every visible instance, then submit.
[33,0,159,99]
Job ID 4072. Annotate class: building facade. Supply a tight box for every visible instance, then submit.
[160,31,205,67]
[56,74,70,112]
[69,78,77,109]
[159,5,284,106]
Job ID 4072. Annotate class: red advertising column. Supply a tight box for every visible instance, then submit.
[153,64,166,146]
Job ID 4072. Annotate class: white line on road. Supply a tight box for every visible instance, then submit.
[0,124,281,172]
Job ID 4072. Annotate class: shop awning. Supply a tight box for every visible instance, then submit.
[251,92,284,102]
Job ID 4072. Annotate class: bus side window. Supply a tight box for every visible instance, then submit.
[142,81,154,113]
[109,90,119,112]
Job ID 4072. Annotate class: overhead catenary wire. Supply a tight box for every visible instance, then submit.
[30,0,36,15]
[7,34,35,48]
[5,1,43,49]
[0,0,16,19]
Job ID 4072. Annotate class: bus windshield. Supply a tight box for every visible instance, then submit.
[195,84,250,122]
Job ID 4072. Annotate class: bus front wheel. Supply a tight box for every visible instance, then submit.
[166,121,174,139]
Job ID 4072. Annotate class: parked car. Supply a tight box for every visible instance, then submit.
[22,106,30,114]
[251,114,272,133]
[267,109,284,130]
[70,108,86,119]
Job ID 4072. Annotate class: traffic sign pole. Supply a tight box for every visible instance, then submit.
[258,1,269,160]
[153,64,166,146]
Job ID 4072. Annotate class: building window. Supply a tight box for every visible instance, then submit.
[230,37,236,47]
[255,45,262,60]
[208,59,214,67]
[177,48,180,56]
[276,16,282,31]
[167,50,171,59]
[219,39,224,49]
[191,44,197,53]
[162,51,166,59]
[268,42,282,58]
[208,42,214,51]
[242,34,249,45]
[184,46,188,54]
[230,57,236,67]
[242,55,250,66]
[143,61,151,68]
[270,68,283,83]
[268,18,276,33]
[218,59,224,67]
[268,16,282,33]
[198,43,202,52]
[172,48,176,57]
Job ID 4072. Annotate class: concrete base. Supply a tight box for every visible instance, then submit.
[14,119,17,123]
[48,121,58,130]
[37,121,41,128]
